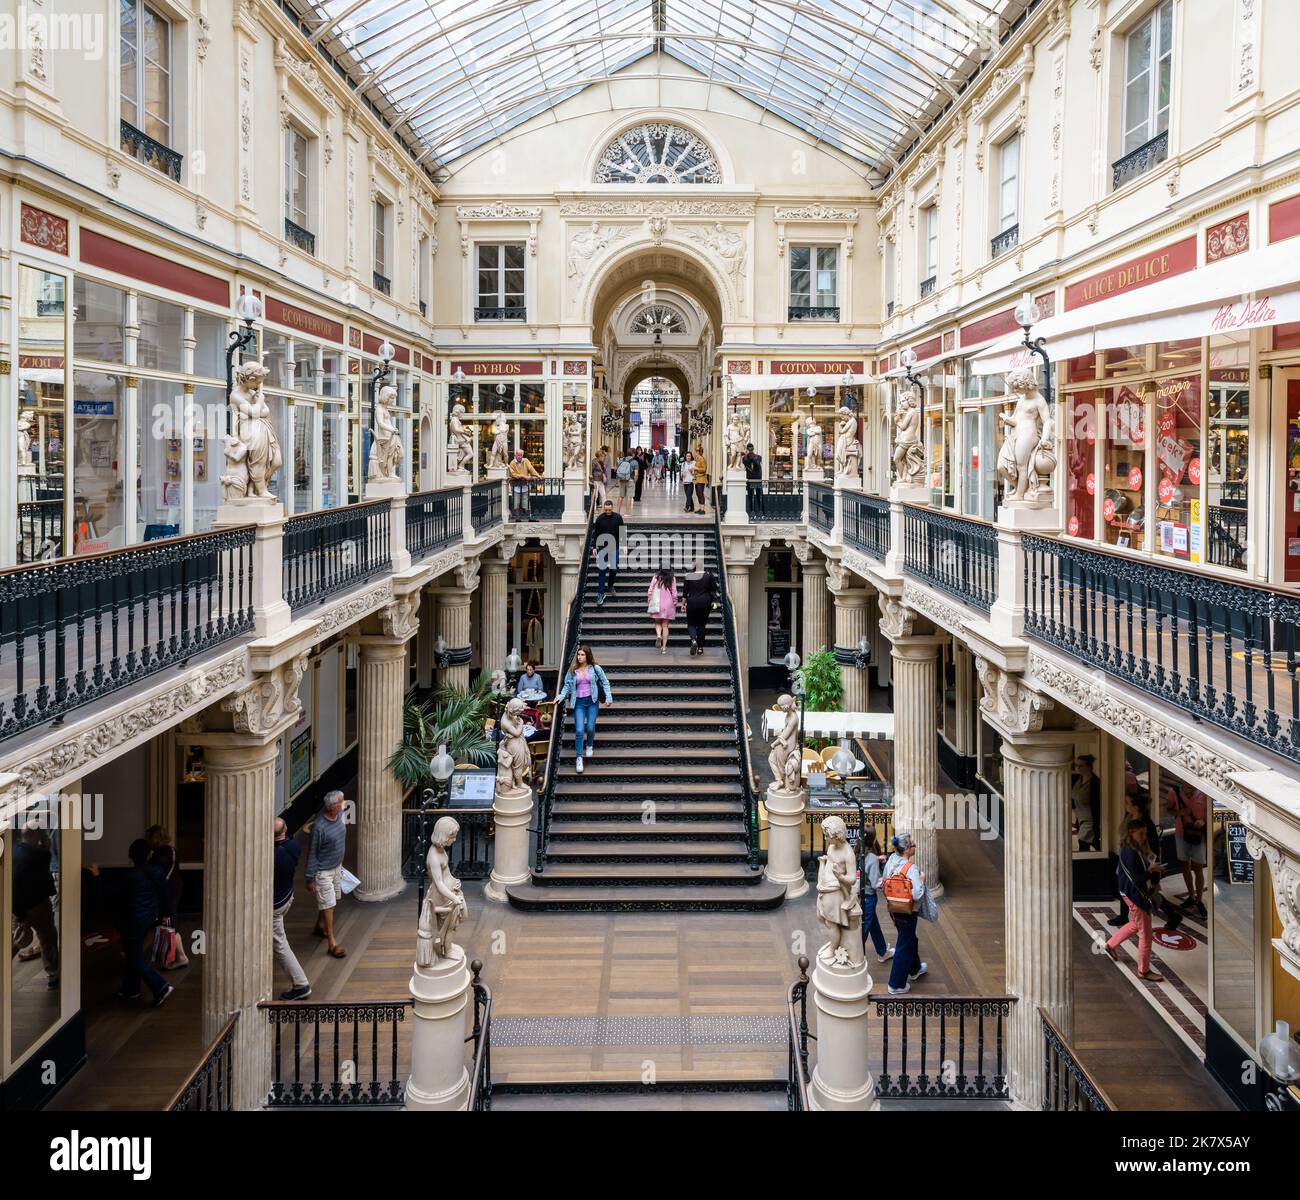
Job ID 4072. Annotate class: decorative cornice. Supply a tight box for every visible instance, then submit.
[975,656,1052,736]
[316,579,394,639]
[456,203,543,221]
[273,37,340,116]
[773,204,859,223]
[901,580,973,637]
[558,199,755,218]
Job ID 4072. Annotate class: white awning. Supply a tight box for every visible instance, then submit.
[729,372,877,394]
[970,239,1300,375]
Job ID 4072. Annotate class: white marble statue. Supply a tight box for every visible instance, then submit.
[17,411,34,473]
[996,366,1057,503]
[367,383,403,482]
[892,388,925,487]
[816,816,864,967]
[768,693,802,795]
[803,413,824,473]
[726,412,749,471]
[415,815,467,967]
[495,697,532,795]
[833,406,861,478]
[485,410,510,470]
[563,410,586,472]
[223,360,282,500]
[446,403,473,475]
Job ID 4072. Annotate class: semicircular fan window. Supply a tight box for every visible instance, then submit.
[594,123,722,184]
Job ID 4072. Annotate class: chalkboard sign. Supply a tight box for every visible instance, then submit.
[768,628,791,663]
[1226,821,1254,885]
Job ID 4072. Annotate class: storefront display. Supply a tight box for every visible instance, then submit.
[448,363,550,479]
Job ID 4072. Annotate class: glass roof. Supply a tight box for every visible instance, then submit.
[294,0,1026,174]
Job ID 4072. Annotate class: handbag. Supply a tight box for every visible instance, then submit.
[150,922,182,969]
[647,583,660,616]
[339,867,362,895]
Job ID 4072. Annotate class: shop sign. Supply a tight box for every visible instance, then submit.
[769,360,864,374]
[80,228,229,307]
[451,360,543,376]
[1269,193,1300,244]
[265,297,344,344]
[1225,820,1254,884]
[563,360,587,375]
[1210,295,1287,335]
[1189,498,1202,564]
[960,306,1019,348]
[73,399,115,416]
[19,355,64,370]
[911,337,942,362]
[1064,237,1197,311]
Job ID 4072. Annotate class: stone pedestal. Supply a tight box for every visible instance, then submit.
[726,563,750,709]
[364,477,411,573]
[355,639,408,901]
[834,588,870,714]
[990,501,1060,640]
[480,559,508,675]
[801,559,828,656]
[764,784,809,899]
[405,944,472,1111]
[213,498,291,638]
[891,637,943,897]
[808,944,879,1111]
[485,784,534,902]
[885,484,929,578]
[724,467,748,526]
[485,465,507,482]
[562,466,587,524]
[804,466,826,483]
[444,471,474,542]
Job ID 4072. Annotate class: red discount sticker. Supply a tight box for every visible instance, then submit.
[1128,466,1143,490]
[1067,516,1080,536]
[1086,472,1096,496]
[1102,497,1116,522]
[1158,477,1175,505]
[1188,457,1201,486]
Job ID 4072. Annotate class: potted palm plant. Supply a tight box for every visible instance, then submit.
[388,674,498,794]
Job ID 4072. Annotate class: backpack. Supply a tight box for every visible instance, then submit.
[616,458,632,480]
[883,858,919,914]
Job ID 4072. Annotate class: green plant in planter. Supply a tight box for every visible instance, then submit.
[388,674,498,793]
[797,647,843,713]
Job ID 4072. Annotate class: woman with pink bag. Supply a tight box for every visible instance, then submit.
[647,567,678,655]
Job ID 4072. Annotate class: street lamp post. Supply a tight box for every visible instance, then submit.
[226,291,262,436]
[901,346,925,431]
[370,338,396,436]
[416,743,456,911]
[1015,291,1052,407]
[783,647,806,762]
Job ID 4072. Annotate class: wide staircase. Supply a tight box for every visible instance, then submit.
[507,519,786,911]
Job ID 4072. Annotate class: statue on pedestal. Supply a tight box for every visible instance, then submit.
[415,815,467,967]
[768,693,802,795]
[223,360,281,500]
[17,411,35,474]
[563,411,586,472]
[833,406,861,478]
[816,815,864,967]
[367,383,403,481]
[446,403,473,475]
[485,410,510,470]
[803,413,824,473]
[892,388,925,487]
[495,697,532,795]
[996,366,1057,502]
[726,412,749,471]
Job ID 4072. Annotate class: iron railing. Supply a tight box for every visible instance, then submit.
[991,223,1020,258]
[507,476,564,522]
[467,960,493,1111]
[903,505,998,613]
[282,500,391,611]
[165,1014,238,1111]
[284,217,316,256]
[1040,1007,1115,1111]
[1113,129,1169,191]
[1022,534,1300,761]
[744,479,804,522]
[788,305,840,321]
[474,306,526,321]
[406,487,463,560]
[842,491,890,561]
[0,525,256,739]
[373,270,391,295]
[807,481,835,534]
[17,499,63,563]
[120,118,182,180]
[262,1000,411,1106]
[470,480,503,535]
[18,474,63,502]
[872,995,1014,1100]
[787,956,813,1112]
[1207,505,1247,570]
[920,275,937,298]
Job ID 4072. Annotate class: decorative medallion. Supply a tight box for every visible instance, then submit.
[20,203,69,255]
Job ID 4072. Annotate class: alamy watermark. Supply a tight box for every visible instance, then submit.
[1,8,106,60]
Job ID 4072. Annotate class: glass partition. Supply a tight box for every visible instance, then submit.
[1211,801,1257,1048]
[17,265,69,561]
[8,804,63,1062]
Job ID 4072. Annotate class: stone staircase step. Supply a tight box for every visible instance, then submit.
[505,880,787,911]
[550,801,744,820]
[552,781,745,798]
[556,763,740,779]
[543,840,749,863]
[548,820,747,838]
[529,861,762,885]
[561,730,736,745]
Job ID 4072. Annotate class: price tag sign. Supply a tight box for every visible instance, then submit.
[1067,515,1080,536]
[1188,457,1202,486]
[1102,497,1116,522]
[1128,466,1143,490]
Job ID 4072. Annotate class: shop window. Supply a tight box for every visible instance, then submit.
[1206,333,1249,571]
[261,330,292,391]
[192,309,227,380]
[1211,800,1257,1049]
[1121,1,1173,156]
[191,382,225,533]
[293,341,319,395]
[7,806,63,1061]
[73,277,127,365]
[476,244,526,320]
[293,404,315,513]
[1152,373,1201,563]
[119,0,172,148]
[520,382,546,415]
[926,370,956,508]
[323,405,346,508]
[136,294,184,373]
[977,717,1004,798]
[136,375,180,545]
[1065,391,1098,539]
[18,265,69,559]
[1102,384,1147,551]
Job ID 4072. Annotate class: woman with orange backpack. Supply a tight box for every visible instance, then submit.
[882,832,933,994]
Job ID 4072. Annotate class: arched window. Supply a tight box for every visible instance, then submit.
[594,123,721,184]
[630,304,687,335]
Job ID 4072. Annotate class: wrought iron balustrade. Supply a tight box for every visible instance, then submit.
[788,305,840,321]
[262,1000,411,1106]
[1207,505,1248,570]
[166,1015,238,1111]
[470,480,503,535]
[0,525,256,739]
[807,481,835,534]
[120,119,182,181]
[991,223,1020,258]
[282,500,391,611]
[787,957,813,1111]
[920,275,937,298]
[419,300,427,317]
[18,473,63,502]
[1040,1007,1114,1111]
[474,306,526,321]
[372,271,391,296]
[1112,129,1169,191]
[744,479,803,522]
[284,217,316,256]
[903,506,998,613]
[18,499,63,564]
[873,995,1014,1100]
[886,300,895,318]
[842,491,890,561]
[1022,534,1300,761]
[406,487,462,560]
[507,476,564,522]
[467,961,493,1111]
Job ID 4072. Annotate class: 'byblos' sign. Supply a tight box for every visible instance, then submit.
[452,360,543,376]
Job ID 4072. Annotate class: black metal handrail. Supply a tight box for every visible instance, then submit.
[920,275,937,298]
[17,499,63,563]
[872,995,1014,1099]
[474,306,526,321]
[285,217,316,256]
[0,524,256,739]
[507,476,564,522]
[1040,1007,1115,1111]
[120,118,182,181]
[262,999,411,1106]
[787,956,813,1111]
[991,223,1020,258]
[842,491,890,561]
[17,473,64,502]
[807,481,835,534]
[406,487,463,560]
[1022,534,1300,761]
[788,305,840,321]
[903,505,998,614]
[470,480,503,535]
[283,499,392,611]
[165,1014,238,1111]
[714,496,761,871]
[744,479,804,522]
[1112,129,1169,191]
[466,960,493,1111]
[373,271,392,296]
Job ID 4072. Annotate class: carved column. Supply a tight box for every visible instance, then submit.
[801,558,828,657]
[480,557,508,674]
[558,563,580,624]
[1233,770,1300,986]
[354,595,420,902]
[832,586,870,714]
[435,587,473,691]
[727,563,750,681]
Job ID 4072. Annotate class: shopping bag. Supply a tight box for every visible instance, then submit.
[150,923,182,968]
[339,867,362,896]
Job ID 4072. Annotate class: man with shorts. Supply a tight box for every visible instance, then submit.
[307,790,348,958]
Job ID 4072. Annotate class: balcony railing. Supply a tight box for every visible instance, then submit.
[120,119,182,181]
[787,305,840,321]
[886,300,895,318]
[1022,534,1300,762]
[470,480,503,535]
[920,275,937,298]
[991,223,1019,259]
[474,306,526,321]
[18,499,63,563]
[903,506,998,614]
[1040,1008,1115,1111]
[282,500,391,611]
[1112,129,1169,191]
[166,1014,238,1111]
[467,961,493,1111]
[373,271,391,296]
[745,480,803,522]
[873,995,1014,1100]
[406,487,463,560]
[787,957,812,1111]
[419,300,427,317]
[842,491,890,561]
[507,477,564,522]
[0,525,256,739]
[807,481,835,534]
[284,217,316,256]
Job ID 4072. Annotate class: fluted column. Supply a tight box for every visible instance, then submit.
[891,638,943,897]
[834,589,870,714]
[727,564,750,708]
[558,564,580,624]
[801,559,828,656]
[480,558,508,674]
[436,588,472,691]
[1001,732,1076,1110]
[355,639,409,901]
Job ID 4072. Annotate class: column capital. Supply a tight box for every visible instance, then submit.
[889,635,945,661]
[832,586,869,609]
[998,729,1079,768]
[975,655,1054,738]
[184,652,310,746]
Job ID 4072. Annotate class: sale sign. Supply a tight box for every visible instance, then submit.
[1103,497,1116,522]
[1086,472,1096,496]
[1158,477,1175,505]
[1068,516,1080,536]
[1188,457,1202,486]
[1128,466,1143,490]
